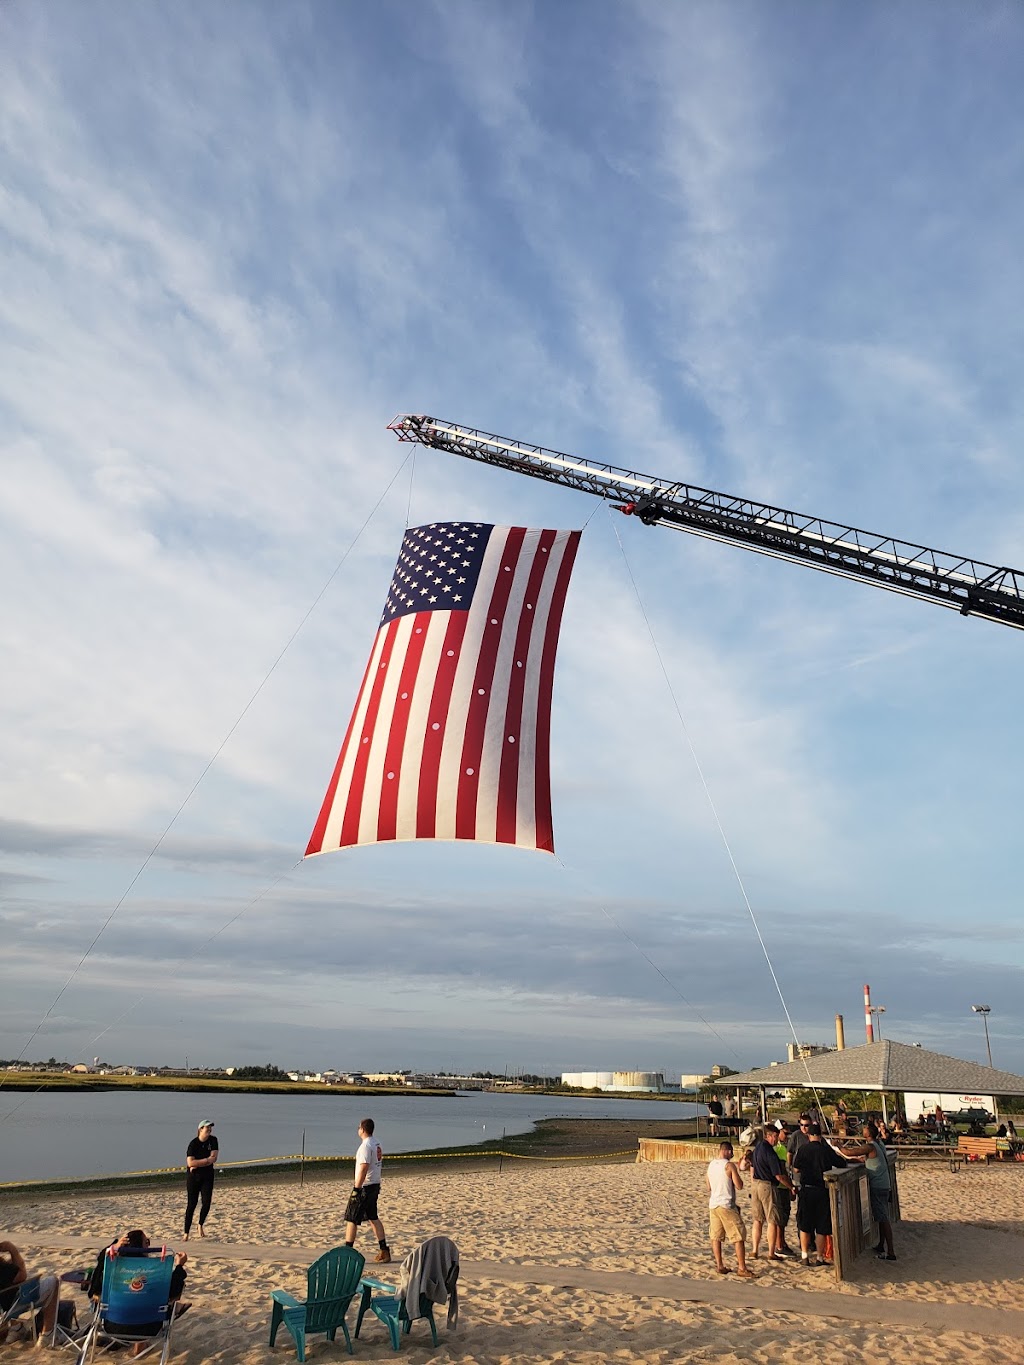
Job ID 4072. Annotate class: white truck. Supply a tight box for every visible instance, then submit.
[903,1091,995,1123]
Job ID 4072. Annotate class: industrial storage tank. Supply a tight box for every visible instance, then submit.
[560,1071,615,1089]
[610,1071,665,1092]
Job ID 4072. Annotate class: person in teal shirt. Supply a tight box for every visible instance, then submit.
[844,1121,895,1260]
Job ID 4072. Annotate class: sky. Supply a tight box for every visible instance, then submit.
[2,0,1023,1081]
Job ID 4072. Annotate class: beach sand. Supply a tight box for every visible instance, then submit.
[6,1125,1024,1362]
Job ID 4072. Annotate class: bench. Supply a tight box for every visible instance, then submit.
[955,1136,1016,1168]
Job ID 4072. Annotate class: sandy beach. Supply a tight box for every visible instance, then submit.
[6,1125,1024,1363]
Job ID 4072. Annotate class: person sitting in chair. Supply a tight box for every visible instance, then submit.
[88,1231,190,1353]
[0,1239,60,1343]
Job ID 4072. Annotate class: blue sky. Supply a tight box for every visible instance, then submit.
[2,0,1023,1079]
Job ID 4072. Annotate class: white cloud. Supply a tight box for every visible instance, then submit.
[2,1,1023,1076]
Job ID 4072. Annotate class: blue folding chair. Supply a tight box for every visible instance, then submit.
[0,1274,47,1345]
[77,1246,177,1364]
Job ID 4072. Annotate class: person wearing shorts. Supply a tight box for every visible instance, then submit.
[792,1123,848,1266]
[843,1121,896,1261]
[0,1240,60,1342]
[750,1129,797,1260]
[344,1119,391,1264]
[706,1142,755,1278]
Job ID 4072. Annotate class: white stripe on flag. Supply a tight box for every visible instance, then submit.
[515,530,573,845]
[320,628,387,853]
[393,612,449,842]
[357,612,412,846]
[433,530,508,839]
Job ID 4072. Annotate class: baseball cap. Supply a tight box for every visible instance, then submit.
[198,1118,215,1129]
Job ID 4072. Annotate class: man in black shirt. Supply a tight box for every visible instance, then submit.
[792,1124,848,1267]
[184,1120,219,1241]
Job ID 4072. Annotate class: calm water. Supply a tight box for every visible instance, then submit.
[0,1090,697,1184]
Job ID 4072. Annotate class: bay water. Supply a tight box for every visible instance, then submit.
[0,1090,697,1184]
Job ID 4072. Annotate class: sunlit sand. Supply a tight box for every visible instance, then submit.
[7,1156,1024,1362]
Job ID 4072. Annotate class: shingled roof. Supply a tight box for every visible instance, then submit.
[712,1040,1024,1096]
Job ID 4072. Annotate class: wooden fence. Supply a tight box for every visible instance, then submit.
[637,1137,723,1163]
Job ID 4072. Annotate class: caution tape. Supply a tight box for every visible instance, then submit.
[388,1150,636,1162]
[0,1147,637,1190]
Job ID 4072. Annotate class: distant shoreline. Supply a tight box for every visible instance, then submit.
[0,1075,454,1097]
[0,1073,701,1100]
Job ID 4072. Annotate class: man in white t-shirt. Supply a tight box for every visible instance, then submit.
[344,1118,391,1263]
[706,1142,756,1277]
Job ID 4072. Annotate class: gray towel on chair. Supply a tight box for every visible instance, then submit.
[397,1236,459,1328]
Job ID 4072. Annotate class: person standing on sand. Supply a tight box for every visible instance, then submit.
[706,1142,756,1278]
[771,1122,797,1256]
[184,1120,218,1241]
[344,1119,391,1264]
[842,1121,896,1261]
[792,1123,847,1266]
[750,1127,797,1260]
[707,1098,723,1137]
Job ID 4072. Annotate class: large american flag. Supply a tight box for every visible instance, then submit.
[306,521,581,856]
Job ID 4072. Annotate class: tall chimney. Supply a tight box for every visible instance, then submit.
[864,984,874,1043]
[835,1014,845,1050]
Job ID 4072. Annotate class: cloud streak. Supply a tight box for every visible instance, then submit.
[1,1,1023,1076]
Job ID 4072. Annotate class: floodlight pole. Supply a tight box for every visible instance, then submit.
[971,1005,997,1121]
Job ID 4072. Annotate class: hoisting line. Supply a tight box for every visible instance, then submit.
[1,453,414,1094]
[607,509,829,1115]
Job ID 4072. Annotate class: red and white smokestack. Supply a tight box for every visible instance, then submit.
[864,984,874,1043]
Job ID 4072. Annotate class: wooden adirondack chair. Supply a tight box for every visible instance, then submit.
[269,1246,366,1360]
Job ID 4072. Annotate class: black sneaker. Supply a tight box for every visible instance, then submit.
[876,1253,897,1262]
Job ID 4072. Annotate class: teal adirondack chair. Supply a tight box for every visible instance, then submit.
[269,1246,365,1360]
[354,1238,460,1351]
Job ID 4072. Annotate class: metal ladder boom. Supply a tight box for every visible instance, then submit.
[388,414,1024,631]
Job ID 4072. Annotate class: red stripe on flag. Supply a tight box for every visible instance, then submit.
[305,646,378,856]
[340,617,400,848]
[532,532,580,852]
[306,522,581,857]
[416,612,468,839]
[375,617,428,843]
[494,529,559,846]
[456,527,526,840]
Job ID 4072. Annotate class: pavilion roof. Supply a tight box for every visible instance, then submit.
[712,1039,1024,1096]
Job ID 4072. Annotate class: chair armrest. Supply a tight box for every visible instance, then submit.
[270,1290,303,1309]
[359,1276,397,1293]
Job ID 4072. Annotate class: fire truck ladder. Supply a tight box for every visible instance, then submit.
[388,415,1024,632]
